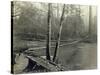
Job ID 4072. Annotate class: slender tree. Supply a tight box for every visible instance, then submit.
[46,3,52,60]
[89,6,92,37]
[11,1,14,74]
[53,4,65,62]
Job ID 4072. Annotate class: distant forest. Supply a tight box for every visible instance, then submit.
[12,2,97,42]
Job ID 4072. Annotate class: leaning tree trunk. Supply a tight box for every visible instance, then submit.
[46,3,52,60]
[53,4,65,62]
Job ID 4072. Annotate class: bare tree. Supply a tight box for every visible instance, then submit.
[53,4,66,62]
[46,3,52,60]
[89,6,92,37]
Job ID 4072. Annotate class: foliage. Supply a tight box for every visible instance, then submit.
[13,2,97,41]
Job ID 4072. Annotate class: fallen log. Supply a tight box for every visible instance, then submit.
[24,53,65,71]
[27,36,89,51]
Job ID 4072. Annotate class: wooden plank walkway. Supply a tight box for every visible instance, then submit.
[24,52,65,71]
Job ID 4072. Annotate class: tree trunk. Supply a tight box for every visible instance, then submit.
[11,1,14,74]
[89,6,92,36]
[46,3,52,60]
[53,4,65,62]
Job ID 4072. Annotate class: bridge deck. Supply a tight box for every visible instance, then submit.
[24,53,65,71]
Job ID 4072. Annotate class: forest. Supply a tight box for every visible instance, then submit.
[12,1,97,74]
